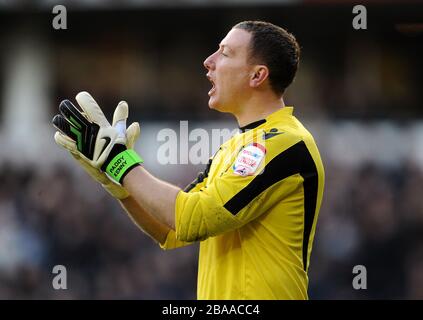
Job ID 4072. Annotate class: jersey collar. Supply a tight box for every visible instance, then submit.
[238,107,294,132]
[239,119,266,132]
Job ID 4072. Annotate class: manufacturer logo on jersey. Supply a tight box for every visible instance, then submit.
[233,143,266,176]
[263,128,284,140]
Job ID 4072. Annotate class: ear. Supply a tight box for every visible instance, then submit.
[249,65,269,88]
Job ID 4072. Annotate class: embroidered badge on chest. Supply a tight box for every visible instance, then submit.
[233,143,266,176]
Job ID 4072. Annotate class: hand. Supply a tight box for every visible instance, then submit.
[54,117,140,200]
[52,91,143,188]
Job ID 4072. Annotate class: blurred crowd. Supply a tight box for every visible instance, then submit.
[310,161,423,299]
[0,164,198,299]
[1,159,423,299]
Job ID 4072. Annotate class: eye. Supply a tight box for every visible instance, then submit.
[220,51,228,57]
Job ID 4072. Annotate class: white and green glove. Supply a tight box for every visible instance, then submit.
[52,91,144,197]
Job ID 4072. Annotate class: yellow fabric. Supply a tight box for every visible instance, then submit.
[174,107,325,299]
[160,229,191,250]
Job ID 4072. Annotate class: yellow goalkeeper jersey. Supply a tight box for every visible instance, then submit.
[161,107,325,300]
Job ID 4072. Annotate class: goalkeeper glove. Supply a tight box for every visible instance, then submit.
[52,91,143,186]
[54,118,140,200]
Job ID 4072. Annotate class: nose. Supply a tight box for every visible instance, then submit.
[203,52,215,71]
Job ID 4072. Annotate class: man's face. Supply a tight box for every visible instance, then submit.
[203,28,254,113]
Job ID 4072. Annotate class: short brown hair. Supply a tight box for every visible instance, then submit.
[234,21,300,96]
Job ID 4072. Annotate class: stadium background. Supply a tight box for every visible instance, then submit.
[0,0,422,299]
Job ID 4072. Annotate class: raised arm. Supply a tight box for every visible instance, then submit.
[119,195,171,245]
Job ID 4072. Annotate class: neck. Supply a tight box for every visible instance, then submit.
[234,94,286,128]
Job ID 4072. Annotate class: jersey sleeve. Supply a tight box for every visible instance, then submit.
[183,158,213,192]
[174,133,304,242]
[159,158,213,250]
[159,229,192,250]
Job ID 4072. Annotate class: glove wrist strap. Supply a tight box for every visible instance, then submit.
[105,149,144,184]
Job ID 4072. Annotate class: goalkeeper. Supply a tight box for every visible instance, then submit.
[52,21,325,300]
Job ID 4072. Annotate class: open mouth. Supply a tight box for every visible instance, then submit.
[207,74,216,96]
